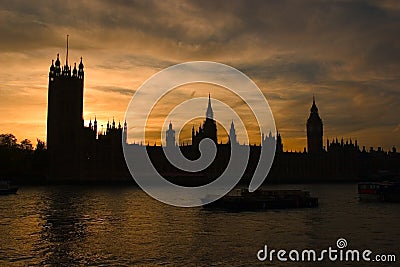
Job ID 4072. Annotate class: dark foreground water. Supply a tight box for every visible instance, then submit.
[0,184,399,266]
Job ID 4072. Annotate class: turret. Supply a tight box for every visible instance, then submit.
[49,59,55,72]
[94,116,98,138]
[72,62,77,77]
[123,120,127,144]
[55,53,61,75]
[49,60,55,81]
[78,57,84,79]
[166,121,176,147]
[276,131,283,153]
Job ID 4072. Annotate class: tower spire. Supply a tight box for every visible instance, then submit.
[311,95,318,113]
[206,93,214,120]
[229,120,237,145]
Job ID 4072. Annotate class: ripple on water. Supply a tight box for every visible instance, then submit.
[0,184,399,266]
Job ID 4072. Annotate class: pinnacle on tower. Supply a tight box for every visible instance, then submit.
[79,57,84,69]
[66,34,69,67]
[206,93,214,120]
[50,59,55,71]
[55,53,60,67]
[72,62,77,77]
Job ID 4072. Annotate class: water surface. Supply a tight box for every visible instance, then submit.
[0,184,399,266]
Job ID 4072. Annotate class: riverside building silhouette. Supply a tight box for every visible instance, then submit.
[47,35,85,180]
[46,45,399,183]
[46,38,127,182]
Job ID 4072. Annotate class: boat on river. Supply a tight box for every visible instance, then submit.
[0,180,18,195]
[202,188,318,210]
[358,181,400,202]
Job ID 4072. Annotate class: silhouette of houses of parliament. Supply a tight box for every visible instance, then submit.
[191,94,218,149]
[46,44,400,183]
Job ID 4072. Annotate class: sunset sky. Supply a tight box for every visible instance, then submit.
[0,0,399,151]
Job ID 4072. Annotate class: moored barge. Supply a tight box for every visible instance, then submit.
[203,188,318,210]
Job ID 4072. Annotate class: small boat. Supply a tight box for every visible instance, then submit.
[0,180,18,195]
[358,181,400,202]
[202,188,318,210]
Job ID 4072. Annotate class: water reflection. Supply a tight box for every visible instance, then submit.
[39,187,88,266]
[0,184,399,266]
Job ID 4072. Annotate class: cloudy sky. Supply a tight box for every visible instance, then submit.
[0,0,399,151]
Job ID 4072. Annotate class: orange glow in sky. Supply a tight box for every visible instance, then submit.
[0,1,399,151]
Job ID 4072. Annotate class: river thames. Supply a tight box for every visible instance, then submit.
[0,183,399,266]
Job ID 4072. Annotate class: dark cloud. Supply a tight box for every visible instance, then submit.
[365,41,400,75]
[96,54,176,71]
[1,0,399,63]
[240,56,341,83]
[0,0,399,149]
[92,85,136,96]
